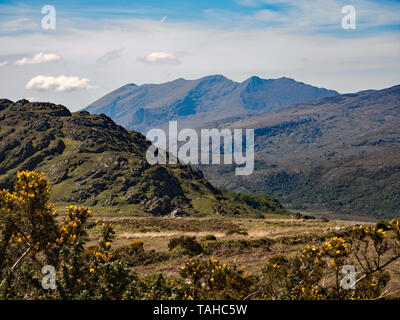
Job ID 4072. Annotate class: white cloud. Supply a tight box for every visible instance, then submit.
[25,75,94,92]
[0,61,8,67]
[137,52,181,65]
[15,53,60,65]
[0,11,398,111]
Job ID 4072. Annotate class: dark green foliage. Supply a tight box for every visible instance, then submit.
[376,220,391,231]
[168,236,203,256]
[114,240,169,266]
[222,238,273,250]
[201,235,217,241]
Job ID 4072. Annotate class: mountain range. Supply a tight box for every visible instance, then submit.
[85,75,338,133]
[85,76,400,220]
[2,75,397,220]
[198,85,400,219]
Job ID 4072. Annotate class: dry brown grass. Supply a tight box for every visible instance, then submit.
[87,216,363,274]
[85,215,400,298]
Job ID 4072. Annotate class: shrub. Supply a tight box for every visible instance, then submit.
[114,240,169,266]
[179,257,256,299]
[375,220,391,231]
[222,238,273,250]
[258,223,400,300]
[0,171,137,299]
[135,273,190,300]
[168,236,203,256]
[201,235,217,241]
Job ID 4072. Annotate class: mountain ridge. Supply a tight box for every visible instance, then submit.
[197,84,400,219]
[85,75,338,133]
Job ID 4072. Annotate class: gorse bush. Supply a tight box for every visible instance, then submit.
[0,171,137,299]
[1,171,400,300]
[135,273,190,300]
[179,257,256,300]
[258,223,400,300]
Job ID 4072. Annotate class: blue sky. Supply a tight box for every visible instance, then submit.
[1,0,399,34]
[0,0,399,110]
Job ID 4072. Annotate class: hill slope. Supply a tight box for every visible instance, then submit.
[0,99,283,217]
[197,85,400,219]
[85,75,338,133]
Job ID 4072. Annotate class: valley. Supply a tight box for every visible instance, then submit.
[198,85,400,219]
[85,76,400,220]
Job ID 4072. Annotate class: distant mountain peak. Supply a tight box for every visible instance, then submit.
[120,83,137,88]
[277,76,296,82]
[85,74,339,133]
[198,74,231,83]
[243,75,264,86]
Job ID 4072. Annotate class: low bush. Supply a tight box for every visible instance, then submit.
[201,235,217,241]
[222,238,273,250]
[258,223,400,300]
[168,236,203,256]
[114,240,169,266]
[179,257,256,299]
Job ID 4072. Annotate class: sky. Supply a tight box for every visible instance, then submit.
[0,0,399,111]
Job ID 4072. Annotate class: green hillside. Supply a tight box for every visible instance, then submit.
[198,85,400,220]
[0,99,284,217]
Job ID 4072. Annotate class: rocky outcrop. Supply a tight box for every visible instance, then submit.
[0,100,237,216]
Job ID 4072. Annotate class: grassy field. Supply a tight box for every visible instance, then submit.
[83,214,400,299]
[86,214,387,274]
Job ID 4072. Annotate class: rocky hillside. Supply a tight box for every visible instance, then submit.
[0,99,283,217]
[85,75,338,133]
[198,85,400,220]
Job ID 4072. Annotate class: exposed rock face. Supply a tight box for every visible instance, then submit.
[0,99,283,217]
